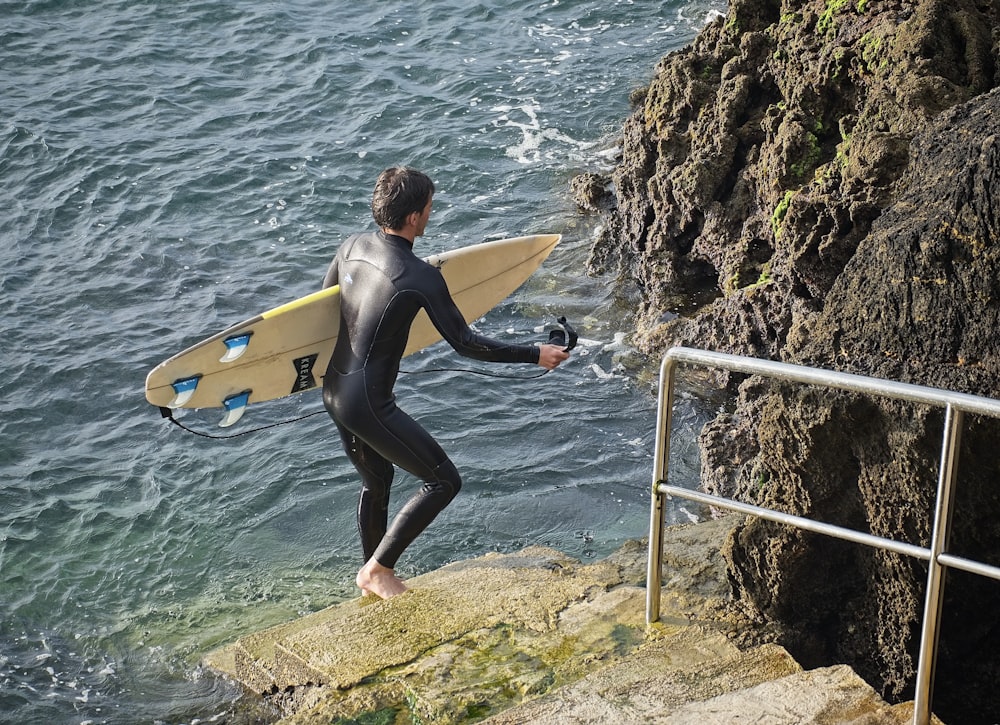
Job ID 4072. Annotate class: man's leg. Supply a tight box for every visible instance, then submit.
[332,423,409,598]
[351,407,463,598]
[335,423,394,562]
[369,457,461,568]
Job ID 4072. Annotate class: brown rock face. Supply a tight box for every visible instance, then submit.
[588,0,998,360]
[582,0,1000,722]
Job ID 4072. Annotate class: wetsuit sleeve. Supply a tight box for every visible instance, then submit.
[322,253,339,289]
[423,268,540,364]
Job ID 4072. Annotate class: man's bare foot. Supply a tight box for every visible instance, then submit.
[357,559,408,599]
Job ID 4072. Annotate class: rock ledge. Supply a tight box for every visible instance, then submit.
[204,517,939,724]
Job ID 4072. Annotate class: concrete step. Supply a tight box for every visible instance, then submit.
[479,636,930,725]
[207,545,632,693]
[201,519,940,724]
[480,638,799,724]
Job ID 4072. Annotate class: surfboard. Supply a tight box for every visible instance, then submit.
[144,233,561,426]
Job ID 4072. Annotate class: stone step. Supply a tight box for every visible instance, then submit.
[206,545,632,692]
[202,519,940,724]
[658,665,934,725]
[477,635,931,725]
[480,638,800,724]
[273,618,747,725]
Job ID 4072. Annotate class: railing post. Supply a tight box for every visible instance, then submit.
[912,403,963,725]
[647,355,678,624]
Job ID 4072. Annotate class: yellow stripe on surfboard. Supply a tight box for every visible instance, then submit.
[261,284,340,320]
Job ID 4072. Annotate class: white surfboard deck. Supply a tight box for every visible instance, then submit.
[145,234,561,424]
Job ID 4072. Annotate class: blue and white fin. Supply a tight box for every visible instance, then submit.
[220,332,253,363]
[219,390,251,428]
[169,375,202,408]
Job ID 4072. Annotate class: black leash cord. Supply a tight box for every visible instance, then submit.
[159,407,328,440]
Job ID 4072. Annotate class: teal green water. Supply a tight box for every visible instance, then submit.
[1,1,724,721]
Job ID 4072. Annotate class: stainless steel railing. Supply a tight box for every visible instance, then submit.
[646,347,1000,725]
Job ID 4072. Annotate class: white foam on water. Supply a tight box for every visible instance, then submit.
[491,101,590,165]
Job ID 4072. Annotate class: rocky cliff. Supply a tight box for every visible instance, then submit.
[575,0,1000,722]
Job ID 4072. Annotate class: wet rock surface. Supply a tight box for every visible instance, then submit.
[204,518,936,724]
[579,0,1000,722]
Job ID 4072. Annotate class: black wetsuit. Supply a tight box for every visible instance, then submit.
[321,231,539,569]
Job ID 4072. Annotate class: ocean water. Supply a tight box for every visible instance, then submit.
[1,1,725,722]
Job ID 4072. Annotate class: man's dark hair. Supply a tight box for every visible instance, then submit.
[371,167,435,230]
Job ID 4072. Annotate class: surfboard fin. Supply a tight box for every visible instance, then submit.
[219,390,251,428]
[220,332,253,363]
[169,375,202,408]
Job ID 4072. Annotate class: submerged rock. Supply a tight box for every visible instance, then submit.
[570,171,614,212]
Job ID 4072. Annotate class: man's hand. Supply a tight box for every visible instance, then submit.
[537,344,570,370]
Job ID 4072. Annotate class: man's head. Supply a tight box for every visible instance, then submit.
[372,167,435,233]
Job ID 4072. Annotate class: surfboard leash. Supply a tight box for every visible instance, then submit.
[158,406,329,439]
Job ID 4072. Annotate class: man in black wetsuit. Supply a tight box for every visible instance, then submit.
[322,167,570,599]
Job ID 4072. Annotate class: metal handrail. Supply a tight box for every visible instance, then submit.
[646,347,1000,725]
